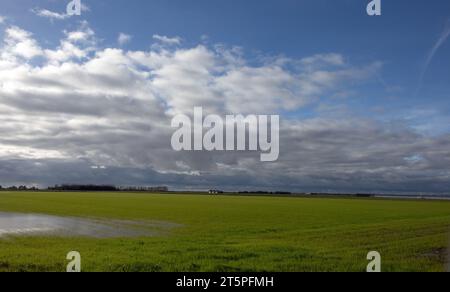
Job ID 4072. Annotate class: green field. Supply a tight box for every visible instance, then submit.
[0,192,449,272]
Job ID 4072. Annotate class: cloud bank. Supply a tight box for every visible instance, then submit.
[0,23,449,194]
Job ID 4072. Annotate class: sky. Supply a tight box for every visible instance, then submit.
[0,0,450,194]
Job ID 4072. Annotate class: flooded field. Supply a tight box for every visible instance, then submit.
[0,212,178,238]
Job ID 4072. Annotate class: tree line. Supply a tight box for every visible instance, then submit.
[0,185,169,192]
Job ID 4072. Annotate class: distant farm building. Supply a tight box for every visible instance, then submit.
[209,190,224,194]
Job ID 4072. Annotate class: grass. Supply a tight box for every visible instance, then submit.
[0,191,449,272]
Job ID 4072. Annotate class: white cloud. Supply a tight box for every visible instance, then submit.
[300,53,345,70]
[0,16,6,24]
[153,35,182,46]
[31,8,69,20]
[118,33,132,46]
[43,23,96,64]
[64,22,95,43]
[2,26,43,60]
[80,3,91,13]
[32,4,90,21]
[302,53,345,65]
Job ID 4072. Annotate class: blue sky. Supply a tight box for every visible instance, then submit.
[0,0,450,193]
[2,0,450,132]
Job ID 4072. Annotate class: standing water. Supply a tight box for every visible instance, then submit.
[0,212,178,238]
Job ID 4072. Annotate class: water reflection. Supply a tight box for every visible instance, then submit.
[0,212,175,238]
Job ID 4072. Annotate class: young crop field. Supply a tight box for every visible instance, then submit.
[0,192,449,272]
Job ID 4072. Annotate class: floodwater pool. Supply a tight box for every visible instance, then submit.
[0,212,178,238]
